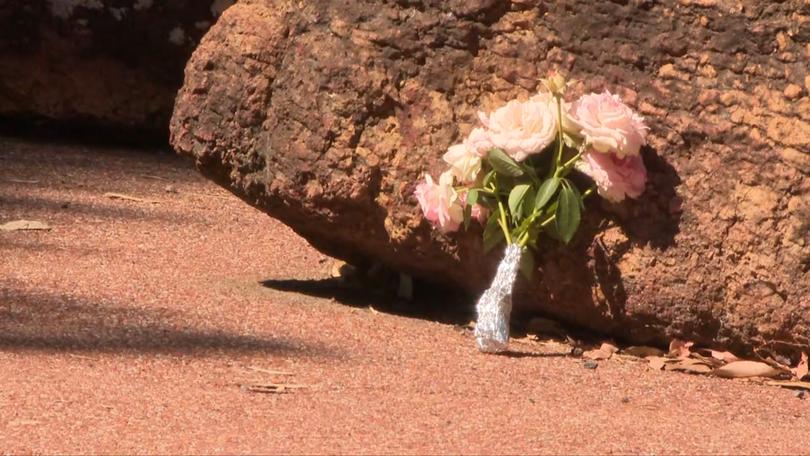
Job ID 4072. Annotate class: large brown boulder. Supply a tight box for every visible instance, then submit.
[171,0,809,357]
[0,0,234,137]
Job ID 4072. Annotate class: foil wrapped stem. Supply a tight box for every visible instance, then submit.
[474,243,524,353]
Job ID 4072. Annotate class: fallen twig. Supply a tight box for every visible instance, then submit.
[140,174,169,181]
[239,383,310,394]
[103,192,161,204]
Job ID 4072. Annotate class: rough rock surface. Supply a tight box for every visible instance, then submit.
[171,0,810,357]
[0,0,234,136]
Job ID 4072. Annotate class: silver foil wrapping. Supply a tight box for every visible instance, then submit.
[474,243,523,353]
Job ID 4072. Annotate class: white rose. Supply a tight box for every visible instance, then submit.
[478,96,558,162]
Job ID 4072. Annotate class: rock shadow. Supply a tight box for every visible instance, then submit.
[260,275,474,327]
[615,146,683,250]
[514,146,680,346]
[0,287,328,357]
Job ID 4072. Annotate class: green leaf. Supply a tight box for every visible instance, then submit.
[466,189,479,206]
[522,186,536,218]
[482,214,505,253]
[508,184,531,224]
[482,169,496,188]
[567,182,585,210]
[463,203,472,230]
[519,250,535,281]
[534,177,560,212]
[487,148,524,177]
[555,184,581,244]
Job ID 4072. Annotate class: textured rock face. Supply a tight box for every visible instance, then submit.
[171,0,809,357]
[0,0,234,135]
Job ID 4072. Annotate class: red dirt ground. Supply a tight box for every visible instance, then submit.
[1,137,807,454]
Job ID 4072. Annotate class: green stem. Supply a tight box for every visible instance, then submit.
[516,231,528,247]
[555,143,588,177]
[554,95,565,169]
[497,200,513,245]
[555,151,582,178]
[492,176,513,245]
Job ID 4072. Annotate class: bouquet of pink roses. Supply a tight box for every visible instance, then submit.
[415,74,649,353]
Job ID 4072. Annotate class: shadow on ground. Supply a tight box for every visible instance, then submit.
[260,276,475,327]
[0,287,328,357]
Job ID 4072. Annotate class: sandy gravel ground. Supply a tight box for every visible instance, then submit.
[0,137,807,454]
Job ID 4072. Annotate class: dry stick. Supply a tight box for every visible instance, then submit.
[103,192,161,204]
[238,382,311,394]
[140,174,169,181]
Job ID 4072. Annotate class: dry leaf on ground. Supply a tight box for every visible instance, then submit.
[103,192,161,204]
[696,349,740,363]
[647,356,667,371]
[668,339,693,359]
[0,220,51,231]
[765,380,810,391]
[666,358,713,374]
[624,346,664,357]
[713,361,781,379]
[689,353,725,368]
[583,342,619,360]
[793,352,808,380]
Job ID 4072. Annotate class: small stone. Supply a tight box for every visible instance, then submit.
[621,397,630,404]
[784,84,803,100]
[571,347,584,357]
[795,390,806,400]
[583,360,598,370]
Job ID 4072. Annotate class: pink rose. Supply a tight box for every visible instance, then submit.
[576,150,647,203]
[478,96,557,162]
[570,91,648,158]
[414,171,464,233]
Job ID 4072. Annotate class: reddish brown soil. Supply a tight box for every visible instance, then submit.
[1,137,807,454]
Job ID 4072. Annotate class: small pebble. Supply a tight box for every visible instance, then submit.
[794,390,806,400]
[583,360,598,370]
[571,347,584,357]
[621,397,630,403]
